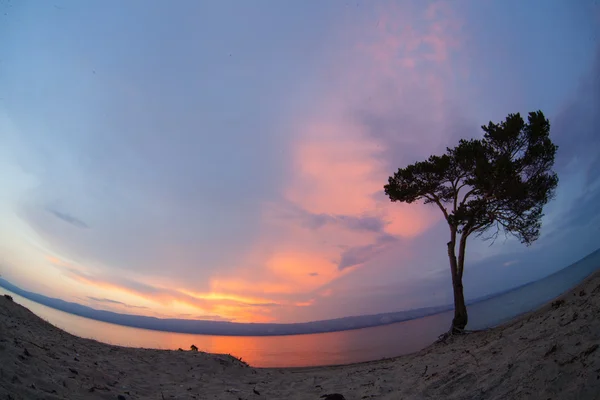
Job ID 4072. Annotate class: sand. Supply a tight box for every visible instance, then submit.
[1,271,600,400]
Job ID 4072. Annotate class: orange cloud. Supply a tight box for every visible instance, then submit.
[286,121,382,216]
[58,259,330,323]
[209,251,340,296]
[202,1,464,321]
[294,300,315,307]
[280,0,464,243]
[60,267,281,322]
[176,290,277,307]
[383,204,440,238]
[267,252,339,290]
[46,255,64,266]
[35,2,465,324]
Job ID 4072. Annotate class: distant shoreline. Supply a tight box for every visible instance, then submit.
[2,248,599,337]
[2,263,600,399]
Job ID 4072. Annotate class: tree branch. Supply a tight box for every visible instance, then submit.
[425,193,449,222]
[459,188,478,208]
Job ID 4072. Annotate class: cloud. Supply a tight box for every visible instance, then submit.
[269,201,387,233]
[502,260,519,267]
[552,45,600,181]
[3,1,598,325]
[87,296,148,309]
[338,234,398,270]
[45,207,89,229]
[61,266,282,322]
[254,3,464,301]
[37,1,464,323]
[536,45,600,247]
[260,1,465,290]
[0,2,466,325]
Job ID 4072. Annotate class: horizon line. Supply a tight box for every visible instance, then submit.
[3,247,598,336]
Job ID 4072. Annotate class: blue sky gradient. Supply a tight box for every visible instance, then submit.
[0,0,599,323]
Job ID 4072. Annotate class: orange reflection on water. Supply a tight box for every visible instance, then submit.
[4,289,451,367]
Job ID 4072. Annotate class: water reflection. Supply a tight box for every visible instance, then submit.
[3,252,598,367]
[3,289,450,367]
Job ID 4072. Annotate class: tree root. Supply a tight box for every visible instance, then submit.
[436,327,484,343]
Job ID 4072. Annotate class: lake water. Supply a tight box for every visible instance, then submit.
[2,250,599,367]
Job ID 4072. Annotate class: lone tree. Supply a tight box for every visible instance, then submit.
[384,111,558,333]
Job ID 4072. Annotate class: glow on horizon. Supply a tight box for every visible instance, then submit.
[0,0,599,324]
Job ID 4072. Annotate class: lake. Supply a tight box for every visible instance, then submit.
[2,250,599,368]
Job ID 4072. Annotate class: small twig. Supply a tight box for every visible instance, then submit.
[559,312,578,327]
[544,344,557,357]
[17,338,49,351]
[464,349,480,367]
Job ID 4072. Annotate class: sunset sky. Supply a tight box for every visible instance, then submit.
[0,0,599,324]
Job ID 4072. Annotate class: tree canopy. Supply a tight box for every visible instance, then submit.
[385,111,558,246]
[385,110,558,332]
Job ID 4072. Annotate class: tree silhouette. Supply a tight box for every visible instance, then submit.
[384,111,559,332]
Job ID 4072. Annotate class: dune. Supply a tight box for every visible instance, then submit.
[1,270,600,399]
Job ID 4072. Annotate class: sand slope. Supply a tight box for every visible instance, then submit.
[1,271,600,400]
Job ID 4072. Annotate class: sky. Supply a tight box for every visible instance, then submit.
[0,0,599,325]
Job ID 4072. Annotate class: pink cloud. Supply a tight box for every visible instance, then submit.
[281,1,465,231]
[33,1,469,323]
[201,0,469,321]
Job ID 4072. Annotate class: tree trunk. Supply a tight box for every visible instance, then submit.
[457,232,468,280]
[447,235,468,332]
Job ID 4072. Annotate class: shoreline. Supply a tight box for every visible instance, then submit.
[0,270,574,339]
[281,266,600,374]
[3,247,599,341]
[4,249,597,338]
[2,269,600,399]
[284,268,600,373]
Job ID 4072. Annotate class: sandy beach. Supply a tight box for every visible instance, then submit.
[1,271,600,400]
